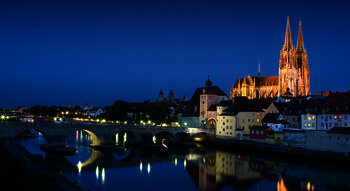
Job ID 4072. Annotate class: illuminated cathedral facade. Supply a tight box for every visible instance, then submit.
[230,17,311,99]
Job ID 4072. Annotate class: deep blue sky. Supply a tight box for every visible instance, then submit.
[1,0,349,108]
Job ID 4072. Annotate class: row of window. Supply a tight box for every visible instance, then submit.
[320,122,348,127]
[320,115,347,120]
[218,131,233,135]
[251,130,264,135]
[208,112,215,116]
[303,123,315,127]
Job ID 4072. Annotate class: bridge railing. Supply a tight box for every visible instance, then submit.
[0,122,211,132]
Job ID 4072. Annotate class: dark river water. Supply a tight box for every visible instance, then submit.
[14,130,350,191]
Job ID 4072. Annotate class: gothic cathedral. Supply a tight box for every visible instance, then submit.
[279,17,310,97]
[230,17,311,99]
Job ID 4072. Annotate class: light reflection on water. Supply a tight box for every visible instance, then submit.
[13,130,350,191]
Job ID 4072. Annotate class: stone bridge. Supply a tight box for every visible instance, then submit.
[0,122,214,148]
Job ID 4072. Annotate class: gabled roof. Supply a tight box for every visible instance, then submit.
[222,97,273,116]
[272,102,289,113]
[261,113,280,124]
[190,85,227,105]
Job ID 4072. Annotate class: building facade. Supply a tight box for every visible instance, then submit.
[279,18,310,97]
[230,17,311,99]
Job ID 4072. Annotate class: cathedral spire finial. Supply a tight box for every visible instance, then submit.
[283,17,294,51]
[296,20,305,52]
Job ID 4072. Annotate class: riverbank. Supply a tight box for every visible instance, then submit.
[213,138,350,163]
[0,141,82,191]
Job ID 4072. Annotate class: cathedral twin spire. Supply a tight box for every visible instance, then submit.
[283,17,305,53]
[279,17,310,97]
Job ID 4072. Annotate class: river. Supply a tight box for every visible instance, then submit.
[13,130,350,191]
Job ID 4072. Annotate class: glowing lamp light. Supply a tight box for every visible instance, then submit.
[102,168,105,184]
[101,119,106,123]
[77,161,82,174]
[66,111,69,115]
[152,136,157,144]
[1,115,5,119]
[96,166,99,180]
[147,163,151,175]
[6,116,9,119]
[161,139,168,148]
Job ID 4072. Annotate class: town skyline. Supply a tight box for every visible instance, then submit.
[1,0,350,108]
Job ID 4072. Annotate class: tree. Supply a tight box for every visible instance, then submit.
[105,100,129,121]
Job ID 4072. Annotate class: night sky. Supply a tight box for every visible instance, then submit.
[1,0,349,108]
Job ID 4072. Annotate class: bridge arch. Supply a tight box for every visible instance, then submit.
[117,130,136,146]
[82,129,100,145]
[15,128,49,142]
[155,131,175,145]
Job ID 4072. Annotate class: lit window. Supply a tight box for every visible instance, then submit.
[252,130,255,134]
[334,116,337,119]
[304,123,307,127]
[257,119,260,122]
[308,115,311,120]
[308,123,311,127]
[339,115,342,119]
[312,116,315,120]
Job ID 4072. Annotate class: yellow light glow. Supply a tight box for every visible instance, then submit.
[96,119,100,122]
[162,139,168,148]
[1,115,5,119]
[101,119,106,123]
[61,112,64,115]
[147,163,151,175]
[183,159,187,169]
[96,166,99,179]
[102,168,105,184]
[153,136,157,144]
[184,122,187,126]
[66,111,69,114]
[115,133,119,145]
[307,182,311,191]
[77,161,82,173]
[148,120,151,124]
[6,116,9,119]
[140,161,143,172]
[174,158,177,166]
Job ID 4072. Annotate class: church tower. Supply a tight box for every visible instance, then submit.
[296,21,311,96]
[279,17,299,96]
[278,17,310,97]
